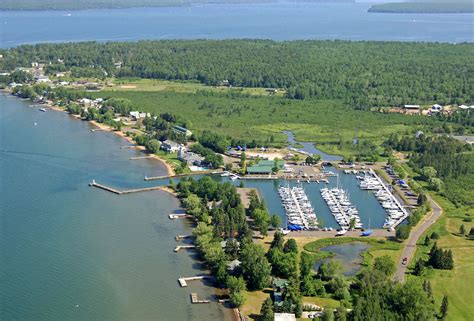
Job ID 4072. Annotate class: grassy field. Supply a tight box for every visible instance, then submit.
[106,78,286,97]
[91,89,437,157]
[410,195,474,321]
[240,290,271,321]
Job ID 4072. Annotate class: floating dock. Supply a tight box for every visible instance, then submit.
[175,235,193,241]
[174,245,197,252]
[178,276,214,287]
[169,214,193,220]
[190,293,210,304]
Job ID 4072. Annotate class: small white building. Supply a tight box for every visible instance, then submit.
[35,75,51,83]
[129,111,150,121]
[274,313,296,321]
[79,98,92,106]
[403,104,420,110]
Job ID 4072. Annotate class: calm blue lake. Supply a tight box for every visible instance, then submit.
[0,94,234,321]
[1,2,473,48]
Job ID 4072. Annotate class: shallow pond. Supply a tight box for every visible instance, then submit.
[313,242,370,277]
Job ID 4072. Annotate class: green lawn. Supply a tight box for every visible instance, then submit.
[410,195,474,321]
[106,78,285,97]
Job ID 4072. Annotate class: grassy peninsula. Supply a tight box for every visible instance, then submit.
[369,1,474,14]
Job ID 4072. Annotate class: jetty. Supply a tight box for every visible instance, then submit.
[130,156,153,160]
[169,213,193,220]
[178,276,214,287]
[120,145,137,149]
[190,293,210,304]
[174,245,197,252]
[89,180,164,195]
[175,235,193,241]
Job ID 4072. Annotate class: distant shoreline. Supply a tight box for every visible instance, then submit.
[0,0,355,12]
[368,2,474,14]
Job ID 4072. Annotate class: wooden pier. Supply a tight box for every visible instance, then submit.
[175,235,193,241]
[174,245,197,252]
[169,213,193,220]
[178,276,214,287]
[89,180,164,195]
[130,156,154,160]
[120,145,137,149]
[190,293,210,304]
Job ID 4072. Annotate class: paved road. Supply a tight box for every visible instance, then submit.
[394,195,443,282]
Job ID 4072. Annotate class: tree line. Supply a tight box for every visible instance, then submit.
[1,40,472,109]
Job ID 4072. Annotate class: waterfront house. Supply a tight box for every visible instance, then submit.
[35,75,51,83]
[178,147,205,166]
[161,140,180,153]
[172,125,193,138]
[129,111,150,121]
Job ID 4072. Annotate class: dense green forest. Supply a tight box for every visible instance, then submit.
[0,0,353,11]
[1,40,472,109]
[369,1,473,14]
[384,134,474,207]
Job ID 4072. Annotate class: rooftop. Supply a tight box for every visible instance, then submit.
[274,313,296,321]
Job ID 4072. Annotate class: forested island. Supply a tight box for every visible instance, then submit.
[369,1,474,14]
[0,0,354,11]
[1,40,472,109]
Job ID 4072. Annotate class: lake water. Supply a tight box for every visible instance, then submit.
[0,94,233,321]
[1,2,473,48]
[313,242,370,276]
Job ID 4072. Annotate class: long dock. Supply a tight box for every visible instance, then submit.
[130,156,154,160]
[89,180,164,195]
[169,214,193,220]
[190,293,210,304]
[178,276,214,287]
[174,245,197,252]
[370,169,409,228]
